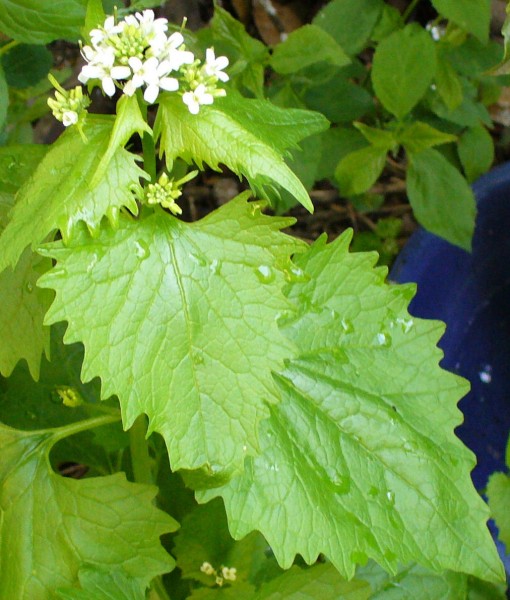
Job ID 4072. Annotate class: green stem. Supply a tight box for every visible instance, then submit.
[402,0,422,22]
[143,130,157,182]
[136,90,157,182]
[0,40,20,56]
[50,414,121,446]
[129,414,153,485]
[150,575,172,600]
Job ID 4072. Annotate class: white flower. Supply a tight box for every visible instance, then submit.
[182,84,213,114]
[62,110,79,126]
[140,57,179,103]
[89,15,123,46]
[79,47,131,96]
[204,48,229,82]
[151,31,194,71]
[135,9,168,38]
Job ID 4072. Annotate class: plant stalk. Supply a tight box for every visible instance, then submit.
[402,0,422,22]
[0,40,20,56]
[50,414,121,445]
[129,414,154,485]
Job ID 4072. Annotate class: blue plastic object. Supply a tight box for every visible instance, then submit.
[390,162,510,580]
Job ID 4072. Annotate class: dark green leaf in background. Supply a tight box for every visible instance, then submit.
[458,125,494,183]
[407,148,476,250]
[313,0,384,56]
[315,127,367,182]
[372,24,437,120]
[1,44,53,89]
[270,25,350,75]
[335,145,387,196]
[435,54,464,111]
[0,0,87,44]
[398,121,457,154]
[0,63,8,131]
[430,0,491,43]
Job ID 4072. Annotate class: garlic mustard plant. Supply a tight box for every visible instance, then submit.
[0,1,508,598]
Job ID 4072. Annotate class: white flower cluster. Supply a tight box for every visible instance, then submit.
[78,10,229,111]
[47,74,90,137]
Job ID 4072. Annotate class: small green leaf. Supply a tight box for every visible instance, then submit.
[56,569,146,600]
[371,5,402,42]
[458,125,494,183]
[155,94,328,213]
[0,63,8,131]
[335,145,387,196]
[0,422,176,599]
[270,25,350,74]
[82,0,105,43]
[1,44,53,89]
[372,24,436,120]
[430,0,491,43]
[487,472,510,553]
[204,5,269,98]
[353,122,396,149]
[407,148,476,250]
[313,0,384,55]
[38,196,304,476]
[435,54,464,111]
[92,94,152,186]
[428,79,492,128]
[315,127,367,181]
[201,235,504,582]
[0,118,147,272]
[0,0,87,44]
[398,121,457,154]
[301,75,374,124]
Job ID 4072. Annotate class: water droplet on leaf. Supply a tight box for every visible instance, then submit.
[189,253,207,267]
[133,239,150,260]
[255,265,275,284]
[386,490,395,505]
[209,259,221,275]
[86,253,98,273]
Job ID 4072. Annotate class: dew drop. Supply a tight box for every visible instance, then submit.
[386,490,395,505]
[25,282,34,293]
[209,259,221,275]
[396,317,414,334]
[255,265,275,284]
[332,475,351,495]
[284,265,308,282]
[134,239,150,260]
[340,318,353,333]
[375,332,391,347]
[189,253,207,267]
[86,253,98,273]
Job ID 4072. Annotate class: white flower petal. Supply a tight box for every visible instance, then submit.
[168,32,184,47]
[62,111,78,126]
[144,84,159,104]
[111,65,131,80]
[102,77,116,97]
[128,56,143,71]
[159,77,179,92]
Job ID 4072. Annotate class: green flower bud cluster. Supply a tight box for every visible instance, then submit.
[47,74,90,138]
[144,170,198,215]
